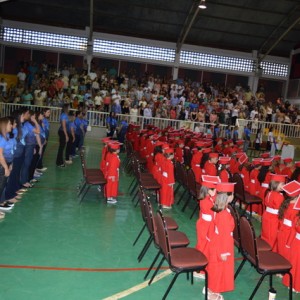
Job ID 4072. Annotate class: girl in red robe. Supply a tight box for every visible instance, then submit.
[159,148,175,209]
[191,148,203,183]
[105,142,121,204]
[218,157,231,183]
[248,159,262,197]
[291,161,300,182]
[152,143,164,184]
[206,183,235,299]
[174,140,184,164]
[283,213,300,292]
[100,138,111,173]
[257,159,273,200]
[203,152,218,176]
[261,174,285,250]
[277,181,300,263]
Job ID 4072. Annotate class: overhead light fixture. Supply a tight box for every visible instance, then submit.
[198,0,207,9]
[0,0,10,2]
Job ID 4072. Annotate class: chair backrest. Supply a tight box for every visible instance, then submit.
[174,161,182,184]
[156,210,171,262]
[187,169,197,197]
[239,216,258,266]
[231,173,245,202]
[182,166,189,188]
[138,189,147,223]
[227,204,240,248]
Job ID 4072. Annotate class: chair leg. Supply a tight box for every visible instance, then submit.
[190,203,199,219]
[128,178,136,191]
[133,190,139,207]
[130,182,138,196]
[269,274,273,288]
[80,185,91,203]
[249,273,267,300]
[204,269,208,300]
[148,256,165,286]
[144,250,161,280]
[162,273,179,300]
[133,224,146,246]
[138,236,153,262]
[177,189,186,205]
[77,181,87,197]
[234,258,246,279]
[288,272,293,300]
[181,195,191,212]
[174,183,181,194]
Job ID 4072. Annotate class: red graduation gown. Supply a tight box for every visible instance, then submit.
[261,191,284,250]
[207,208,235,293]
[219,169,230,183]
[277,204,298,262]
[240,166,250,192]
[159,159,175,207]
[282,221,300,291]
[204,161,217,176]
[174,147,184,164]
[195,195,214,258]
[100,145,108,173]
[248,168,260,196]
[191,151,203,183]
[105,153,120,198]
[152,153,165,184]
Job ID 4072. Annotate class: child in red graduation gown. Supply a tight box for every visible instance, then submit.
[206,182,235,299]
[191,143,204,183]
[278,181,300,291]
[283,212,300,292]
[204,152,218,176]
[159,148,175,209]
[195,176,219,258]
[174,140,184,164]
[218,157,231,182]
[248,159,262,197]
[277,181,300,263]
[105,142,121,204]
[291,161,300,182]
[100,137,110,173]
[261,174,285,250]
[281,158,294,180]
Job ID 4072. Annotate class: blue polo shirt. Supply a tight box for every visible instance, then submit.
[23,122,37,145]
[59,113,69,131]
[0,135,14,163]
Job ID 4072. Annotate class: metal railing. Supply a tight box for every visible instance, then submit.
[236,119,300,139]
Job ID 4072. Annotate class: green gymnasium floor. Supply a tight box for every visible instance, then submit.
[0,136,298,300]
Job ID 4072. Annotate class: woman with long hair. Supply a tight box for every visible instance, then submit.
[261,174,286,250]
[291,161,300,182]
[20,111,41,188]
[5,109,30,201]
[0,117,15,210]
[206,183,235,300]
[56,103,69,167]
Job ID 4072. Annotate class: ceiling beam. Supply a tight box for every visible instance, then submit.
[176,1,200,53]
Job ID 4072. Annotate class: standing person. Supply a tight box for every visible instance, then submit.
[20,111,41,188]
[254,128,262,156]
[204,153,219,176]
[266,127,274,151]
[206,182,235,300]
[36,108,51,172]
[218,157,231,182]
[28,111,43,183]
[261,174,286,250]
[159,148,175,209]
[106,112,117,138]
[191,142,204,183]
[194,175,219,280]
[56,104,69,167]
[248,158,262,197]
[74,111,85,155]
[243,123,251,153]
[5,109,29,202]
[105,142,121,204]
[277,180,300,263]
[65,111,76,164]
[0,118,15,211]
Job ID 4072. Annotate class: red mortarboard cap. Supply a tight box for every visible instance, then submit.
[270,174,286,183]
[252,158,263,166]
[102,137,111,143]
[155,141,164,146]
[165,148,174,154]
[238,153,248,165]
[236,152,244,159]
[162,143,170,150]
[177,139,184,145]
[282,180,300,197]
[223,141,229,145]
[152,134,159,140]
[294,195,300,210]
[216,182,235,193]
[261,158,273,166]
[216,138,222,142]
[148,131,154,136]
[283,158,293,164]
[192,147,198,154]
[295,161,300,168]
[219,156,231,165]
[272,155,281,161]
[109,142,121,150]
[201,175,221,188]
[209,152,219,159]
[236,140,244,145]
[204,142,213,148]
[206,134,213,139]
[260,152,270,158]
[228,140,233,144]
[195,141,206,147]
[202,148,212,154]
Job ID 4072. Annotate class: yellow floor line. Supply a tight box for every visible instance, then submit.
[102,269,172,299]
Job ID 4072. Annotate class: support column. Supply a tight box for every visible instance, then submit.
[172,52,180,80]
[248,50,260,93]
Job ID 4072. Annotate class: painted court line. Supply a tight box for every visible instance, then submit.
[0,264,168,272]
[103,269,172,300]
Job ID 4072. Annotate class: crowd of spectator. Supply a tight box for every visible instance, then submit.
[0,59,300,127]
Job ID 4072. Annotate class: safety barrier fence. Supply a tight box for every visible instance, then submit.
[0,103,298,139]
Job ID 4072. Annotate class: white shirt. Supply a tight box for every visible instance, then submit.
[94,95,103,105]
[17,72,26,81]
[144,108,152,118]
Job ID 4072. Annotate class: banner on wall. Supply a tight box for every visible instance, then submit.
[0,74,18,89]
